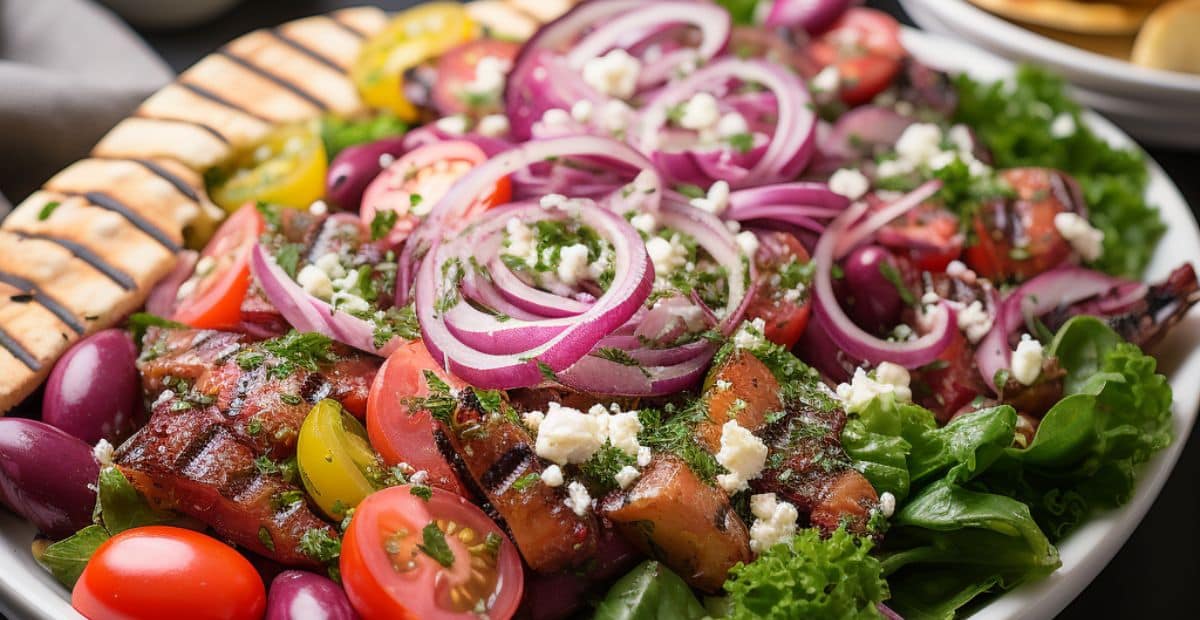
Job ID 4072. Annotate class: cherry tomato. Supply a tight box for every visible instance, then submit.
[806,8,905,106]
[745,232,812,348]
[964,168,1075,284]
[297,400,382,521]
[353,3,477,120]
[72,526,266,620]
[360,140,510,246]
[209,124,327,213]
[432,38,521,117]
[340,485,523,620]
[366,341,466,496]
[172,204,263,330]
[911,329,985,424]
[878,200,964,273]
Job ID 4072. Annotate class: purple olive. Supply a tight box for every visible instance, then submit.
[0,418,99,538]
[841,244,904,334]
[42,328,142,444]
[325,136,409,211]
[266,571,358,620]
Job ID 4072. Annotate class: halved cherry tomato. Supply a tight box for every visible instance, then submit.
[340,485,523,620]
[353,3,477,120]
[172,203,263,330]
[806,8,905,106]
[209,124,327,212]
[366,340,466,497]
[745,232,813,349]
[911,329,986,424]
[878,200,964,273]
[297,399,382,520]
[360,140,510,246]
[432,38,521,117]
[72,526,266,620]
[964,168,1075,284]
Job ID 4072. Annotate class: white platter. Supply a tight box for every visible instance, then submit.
[1,26,1198,620]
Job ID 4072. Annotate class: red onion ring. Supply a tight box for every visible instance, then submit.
[763,0,857,34]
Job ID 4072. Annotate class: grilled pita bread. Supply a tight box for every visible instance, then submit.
[0,1,577,413]
[968,0,1158,35]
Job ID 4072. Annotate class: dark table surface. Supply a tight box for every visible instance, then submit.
[133,1,1198,618]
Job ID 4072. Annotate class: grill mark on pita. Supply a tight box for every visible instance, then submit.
[129,158,201,203]
[269,29,347,72]
[0,272,84,334]
[8,231,136,291]
[327,14,368,39]
[0,327,39,371]
[177,82,274,124]
[133,112,231,144]
[80,191,182,253]
[215,49,330,111]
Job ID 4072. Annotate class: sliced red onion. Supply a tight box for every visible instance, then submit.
[834,180,941,259]
[821,105,916,164]
[488,257,593,318]
[635,58,816,188]
[250,244,402,357]
[659,197,754,329]
[762,0,856,34]
[146,250,198,317]
[723,182,850,233]
[975,266,1135,392]
[811,198,955,368]
[556,349,713,396]
[402,125,513,157]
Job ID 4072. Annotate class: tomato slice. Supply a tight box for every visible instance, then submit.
[911,329,986,424]
[964,168,1075,284]
[366,340,466,497]
[172,203,263,330]
[806,8,905,106]
[431,38,521,117]
[878,200,964,273]
[73,526,266,620]
[340,485,523,620]
[209,124,327,213]
[297,400,382,520]
[353,3,477,120]
[745,232,813,349]
[360,140,510,246]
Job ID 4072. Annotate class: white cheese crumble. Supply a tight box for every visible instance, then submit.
[947,125,974,154]
[748,493,799,554]
[715,420,769,494]
[541,108,571,127]
[599,100,634,135]
[505,217,538,267]
[435,115,469,135]
[582,49,642,99]
[462,55,512,103]
[522,410,545,432]
[895,123,943,166]
[735,231,760,258]
[689,180,731,215]
[564,481,592,516]
[614,466,641,490]
[882,122,991,180]
[571,100,594,123]
[556,243,591,286]
[378,153,396,169]
[811,65,840,93]
[534,402,608,465]
[476,114,510,138]
[1050,113,1077,138]
[679,92,721,131]
[836,364,913,413]
[715,379,732,391]
[308,200,329,216]
[716,112,750,139]
[630,212,658,235]
[409,470,429,486]
[1011,334,1044,386]
[637,446,653,468]
[93,439,115,467]
[541,464,564,487]
[297,265,334,300]
[602,407,644,457]
[956,300,993,344]
[879,491,896,519]
[645,234,689,277]
[733,318,767,351]
[1053,212,1105,262]
[828,168,870,200]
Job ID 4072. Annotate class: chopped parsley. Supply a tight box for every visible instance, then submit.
[299,528,341,563]
[511,472,541,492]
[275,243,304,279]
[878,261,916,306]
[279,393,303,406]
[371,304,421,349]
[484,532,503,558]
[727,133,754,153]
[581,442,636,493]
[410,485,433,501]
[38,200,61,221]
[591,348,650,377]
[417,523,455,568]
[260,331,338,379]
[370,209,398,241]
[258,526,275,552]
[638,404,721,484]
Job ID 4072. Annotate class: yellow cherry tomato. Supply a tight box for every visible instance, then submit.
[208,123,327,213]
[297,400,380,520]
[352,3,477,120]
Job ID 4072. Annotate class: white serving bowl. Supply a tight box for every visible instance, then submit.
[901,0,1200,148]
[0,27,1197,620]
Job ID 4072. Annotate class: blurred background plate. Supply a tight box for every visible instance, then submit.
[901,0,1200,148]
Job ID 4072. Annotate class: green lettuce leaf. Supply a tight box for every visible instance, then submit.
[594,561,706,620]
[319,113,408,159]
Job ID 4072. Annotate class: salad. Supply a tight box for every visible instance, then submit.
[2,1,1196,619]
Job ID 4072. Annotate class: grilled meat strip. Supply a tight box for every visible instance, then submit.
[438,390,599,573]
[120,327,380,565]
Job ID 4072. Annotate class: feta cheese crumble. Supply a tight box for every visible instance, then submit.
[522,410,545,432]
[630,212,658,235]
[836,363,913,413]
[735,231,760,258]
[541,464,564,487]
[645,234,689,276]
[93,439,115,467]
[297,265,333,300]
[564,481,592,516]
[570,100,594,123]
[582,49,642,99]
[1050,113,1076,138]
[614,466,641,490]
[435,115,469,135]
[733,318,767,351]
[828,168,870,200]
[679,92,721,131]
[956,300,993,344]
[811,66,840,93]
[556,243,591,286]
[748,493,799,554]
[1011,334,1044,386]
[1053,212,1105,262]
[637,446,653,468]
[534,403,607,465]
[879,491,896,519]
[476,114,510,138]
[715,420,769,494]
[689,180,731,215]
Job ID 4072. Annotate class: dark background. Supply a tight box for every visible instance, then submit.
[122,0,1200,617]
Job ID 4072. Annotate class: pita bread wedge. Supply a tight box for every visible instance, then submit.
[0,1,579,412]
[968,0,1155,35]
[1132,0,1200,74]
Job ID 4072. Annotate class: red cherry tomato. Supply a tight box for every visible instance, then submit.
[172,204,264,330]
[964,168,1075,284]
[745,232,812,348]
[806,8,905,106]
[360,141,511,247]
[366,340,467,497]
[911,329,986,424]
[878,200,964,273]
[340,485,524,620]
[72,526,266,620]
[432,39,522,117]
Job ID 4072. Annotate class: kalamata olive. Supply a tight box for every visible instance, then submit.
[841,244,904,334]
[42,328,142,444]
[0,419,98,538]
[266,571,358,620]
[325,136,409,211]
